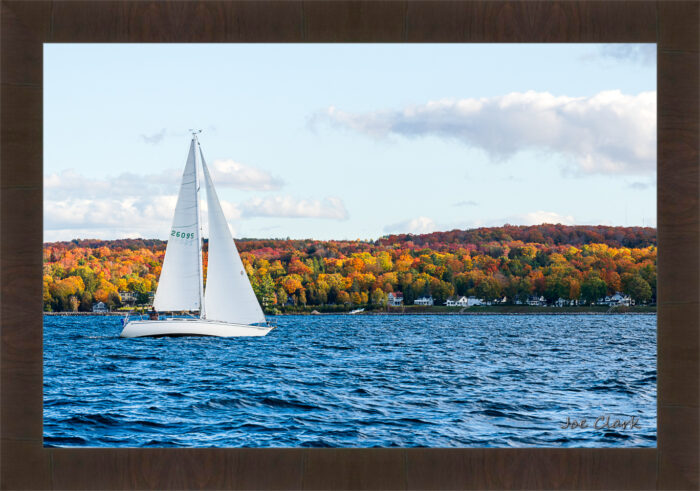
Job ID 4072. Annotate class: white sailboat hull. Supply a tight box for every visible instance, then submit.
[120,318,274,338]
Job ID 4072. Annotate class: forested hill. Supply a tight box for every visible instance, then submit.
[43,224,657,312]
[377,225,656,249]
[48,224,656,253]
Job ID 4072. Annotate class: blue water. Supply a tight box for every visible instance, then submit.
[44,314,656,448]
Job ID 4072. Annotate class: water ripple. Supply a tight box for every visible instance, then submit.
[44,314,656,447]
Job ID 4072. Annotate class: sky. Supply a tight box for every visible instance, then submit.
[44,44,656,242]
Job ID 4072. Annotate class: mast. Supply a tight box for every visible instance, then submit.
[191,129,206,319]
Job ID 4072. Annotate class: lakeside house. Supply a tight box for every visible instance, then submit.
[597,292,634,306]
[445,296,467,307]
[414,296,434,306]
[555,298,581,307]
[445,296,484,307]
[526,295,547,307]
[485,296,508,306]
[437,292,641,308]
[387,292,403,306]
[119,291,137,306]
[119,291,155,307]
[92,302,109,313]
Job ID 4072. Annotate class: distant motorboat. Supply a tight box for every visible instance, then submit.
[349,308,365,315]
[120,133,273,338]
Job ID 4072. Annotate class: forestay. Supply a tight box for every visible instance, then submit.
[153,139,203,312]
[201,149,267,325]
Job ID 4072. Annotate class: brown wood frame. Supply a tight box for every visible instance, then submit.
[1,1,698,489]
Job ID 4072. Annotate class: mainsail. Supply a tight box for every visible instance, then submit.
[200,147,267,325]
[153,139,203,312]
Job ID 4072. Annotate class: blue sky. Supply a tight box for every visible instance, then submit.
[44,44,656,242]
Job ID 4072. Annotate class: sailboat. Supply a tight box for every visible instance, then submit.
[120,132,274,338]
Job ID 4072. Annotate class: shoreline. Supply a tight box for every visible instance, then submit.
[44,310,657,316]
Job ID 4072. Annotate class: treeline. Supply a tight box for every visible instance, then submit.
[43,224,657,312]
[378,224,656,249]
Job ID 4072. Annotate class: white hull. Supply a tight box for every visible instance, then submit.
[120,318,274,338]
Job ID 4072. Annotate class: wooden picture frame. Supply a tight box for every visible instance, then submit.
[1,1,697,489]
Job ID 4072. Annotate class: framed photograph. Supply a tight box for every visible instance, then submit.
[2,1,698,489]
[42,42,658,450]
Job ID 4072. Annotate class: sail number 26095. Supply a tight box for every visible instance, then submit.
[171,230,195,239]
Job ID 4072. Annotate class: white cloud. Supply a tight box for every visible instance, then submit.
[209,159,283,191]
[140,128,167,145]
[241,196,348,220]
[383,211,572,237]
[438,211,577,234]
[44,194,245,241]
[45,169,181,200]
[507,210,575,226]
[469,211,575,228]
[45,158,282,202]
[314,90,656,176]
[453,200,478,207]
[599,44,656,65]
[44,195,178,240]
[384,216,437,234]
[44,169,343,240]
[43,169,245,240]
[628,181,654,190]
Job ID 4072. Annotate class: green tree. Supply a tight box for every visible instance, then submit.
[431,280,454,305]
[475,276,502,301]
[544,275,568,304]
[256,273,276,306]
[515,277,534,303]
[370,288,387,307]
[79,291,93,312]
[581,275,607,304]
[276,287,288,306]
[624,275,652,304]
[107,291,122,310]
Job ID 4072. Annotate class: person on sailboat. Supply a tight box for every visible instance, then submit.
[148,309,158,321]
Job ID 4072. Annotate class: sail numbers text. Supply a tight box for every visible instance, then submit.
[171,230,195,240]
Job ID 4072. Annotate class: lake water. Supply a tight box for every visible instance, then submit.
[44,314,656,448]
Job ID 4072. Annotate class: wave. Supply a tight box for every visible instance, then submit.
[61,413,122,426]
[259,397,320,411]
[43,314,657,448]
[44,435,88,445]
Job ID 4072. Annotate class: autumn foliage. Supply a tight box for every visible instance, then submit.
[43,224,657,312]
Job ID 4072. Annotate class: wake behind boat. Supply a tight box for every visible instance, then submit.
[120,132,274,338]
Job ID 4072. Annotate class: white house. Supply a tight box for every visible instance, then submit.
[445,296,484,307]
[466,296,484,306]
[599,292,633,306]
[414,296,434,306]
[555,298,581,307]
[387,292,403,306]
[527,295,547,306]
[445,296,467,307]
[92,301,108,313]
[119,291,137,305]
[485,296,507,306]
